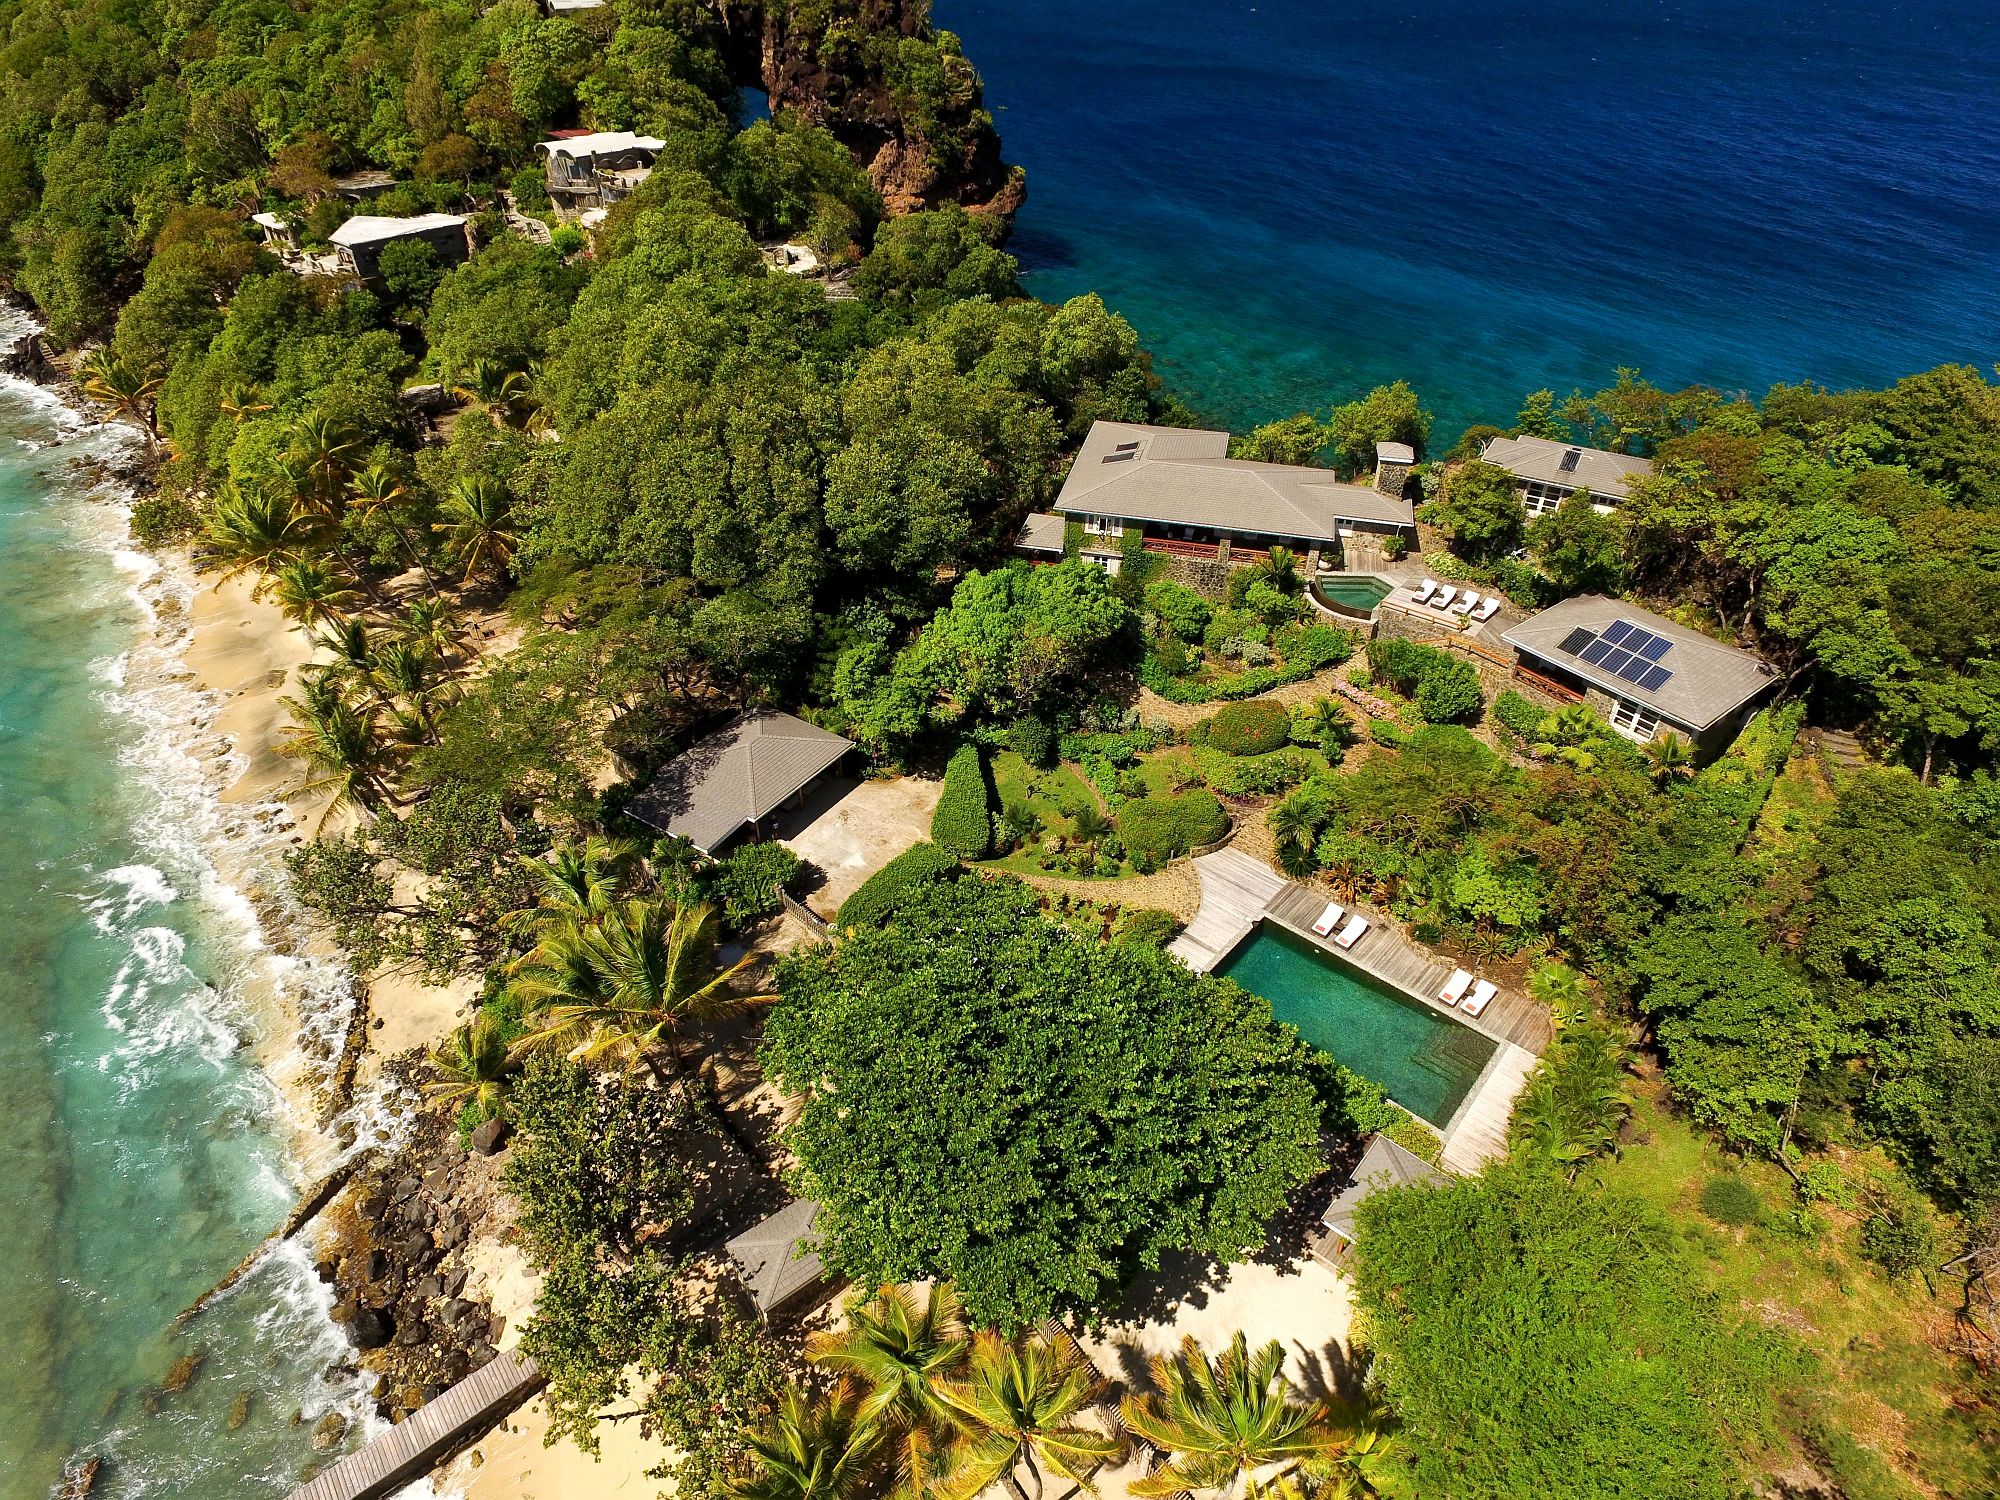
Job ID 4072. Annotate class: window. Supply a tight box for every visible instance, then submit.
[1609,699,1662,740]
[1083,514,1119,535]
[1522,480,1570,516]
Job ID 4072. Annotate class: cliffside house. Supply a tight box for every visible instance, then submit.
[1048,419,1415,575]
[1480,433,1652,516]
[1502,594,1775,751]
[537,131,666,210]
[250,212,298,253]
[540,0,604,12]
[330,169,397,202]
[626,710,855,856]
[329,213,470,284]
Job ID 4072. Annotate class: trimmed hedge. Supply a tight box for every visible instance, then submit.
[837,842,961,930]
[1118,790,1229,869]
[1007,718,1056,768]
[931,744,994,858]
[1207,699,1292,755]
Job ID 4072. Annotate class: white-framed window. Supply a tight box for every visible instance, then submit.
[1083,513,1119,536]
[1609,698,1662,741]
[1522,480,1571,516]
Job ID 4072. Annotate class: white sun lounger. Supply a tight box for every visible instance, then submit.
[1412,578,1438,604]
[1310,901,1345,936]
[1470,594,1501,622]
[1429,585,1458,611]
[1450,591,1477,615]
[1334,913,1371,949]
[1462,979,1497,1017]
[1439,968,1474,1005]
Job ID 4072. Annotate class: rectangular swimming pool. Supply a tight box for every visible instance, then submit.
[1216,923,1497,1126]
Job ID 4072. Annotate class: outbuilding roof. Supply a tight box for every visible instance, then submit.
[329,213,466,247]
[1480,434,1652,501]
[725,1199,828,1317]
[536,131,665,161]
[1320,1134,1447,1242]
[1053,421,1414,542]
[626,710,853,854]
[1502,594,1775,731]
[1014,511,1067,554]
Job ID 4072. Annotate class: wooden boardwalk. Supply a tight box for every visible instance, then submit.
[1440,1041,1539,1173]
[1167,850,1287,972]
[285,1350,544,1500]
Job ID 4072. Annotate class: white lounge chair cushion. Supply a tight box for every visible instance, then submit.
[1412,578,1438,602]
[1334,914,1371,948]
[1439,968,1473,1003]
[1430,586,1457,610]
[1471,595,1501,621]
[1310,901,1345,935]
[1451,592,1477,614]
[1463,979,1497,1016]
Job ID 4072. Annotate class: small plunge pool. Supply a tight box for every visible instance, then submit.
[1310,575,1394,618]
[1217,923,1496,1126]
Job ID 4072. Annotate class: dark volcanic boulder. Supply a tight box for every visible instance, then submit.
[347,1308,394,1350]
[468,1118,509,1156]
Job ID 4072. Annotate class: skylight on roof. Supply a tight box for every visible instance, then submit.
[1559,447,1583,474]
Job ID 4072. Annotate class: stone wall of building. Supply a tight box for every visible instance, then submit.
[1157,552,1234,599]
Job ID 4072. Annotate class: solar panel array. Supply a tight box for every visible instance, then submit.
[1572,618,1675,692]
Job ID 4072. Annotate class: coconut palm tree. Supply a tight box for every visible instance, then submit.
[349,462,437,592]
[509,899,760,1081]
[270,554,360,632]
[933,1330,1123,1500]
[722,1382,884,1500]
[315,615,378,685]
[434,475,518,585]
[218,383,273,426]
[79,349,162,454]
[371,638,444,721]
[202,483,330,593]
[399,595,464,662]
[292,412,361,512]
[278,685,388,829]
[1268,798,1320,879]
[426,1013,512,1120]
[1120,1333,1343,1500]
[1509,1021,1629,1177]
[451,359,536,427]
[808,1283,970,1497]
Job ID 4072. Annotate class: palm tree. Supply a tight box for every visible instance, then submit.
[270,554,360,632]
[79,349,162,454]
[278,685,388,829]
[933,1329,1124,1500]
[1510,1021,1629,1177]
[202,483,329,593]
[316,616,377,680]
[722,1382,884,1500]
[350,462,437,592]
[1295,697,1353,753]
[1528,959,1590,1030]
[434,475,518,585]
[1646,732,1694,787]
[510,899,760,1081]
[1244,546,1302,597]
[1120,1333,1343,1500]
[371,638,443,719]
[292,412,360,512]
[808,1284,970,1496]
[218,383,273,426]
[426,1013,512,1120]
[1069,805,1111,845]
[451,359,535,427]
[1268,799,1320,879]
[399,596,464,662]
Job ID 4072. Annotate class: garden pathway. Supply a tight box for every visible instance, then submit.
[1166,849,1287,970]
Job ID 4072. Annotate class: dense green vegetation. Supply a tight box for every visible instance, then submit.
[764,873,1323,1328]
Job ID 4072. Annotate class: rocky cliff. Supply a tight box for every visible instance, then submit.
[716,0,1026,221]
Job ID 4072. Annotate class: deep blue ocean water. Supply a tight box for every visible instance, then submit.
[943,0,2000,439]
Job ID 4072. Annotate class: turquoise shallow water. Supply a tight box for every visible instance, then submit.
[1217,924,1496,1126]
[0,374,369,1498]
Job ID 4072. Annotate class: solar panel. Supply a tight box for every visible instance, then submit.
[1600,620,1633,646]
[1600,647,1636,675]
[1638,635,1672,662]
[1639,664,1673,692]
[1557,627,1597,656]
[1615,654,1653,684]
[1580,638,1616,666]
[1559,447,1583,473]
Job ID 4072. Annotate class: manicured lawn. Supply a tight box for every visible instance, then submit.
[1596,1084,1999,1498]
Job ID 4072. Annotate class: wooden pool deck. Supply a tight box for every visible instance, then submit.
[1171,850,1550,1173]
[284,1350,543,1500]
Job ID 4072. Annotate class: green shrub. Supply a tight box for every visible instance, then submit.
[549,223,585,256]
[1007,718,1055,768]
[1859,1180,1938,1279]
[1207,699,1292,755]
[1415,657,1484,724]
[1369,718,1409,747]
[836,842,960,929]
[711,842,800,928]
[1113,908,1181,947]
[1118,790,1229,868]
[130,493,202,548]
[1205,749,1315,798]
[1145,579,1213,642]
[1492,689,1548,745]
[1699,1175,1764,1228]
[1283,624,1357,671]
[931,744,994,858]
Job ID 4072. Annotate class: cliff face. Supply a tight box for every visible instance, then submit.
[716,0,1025,222]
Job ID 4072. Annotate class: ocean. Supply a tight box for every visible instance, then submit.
[943,0,2000,440]
[0,360,376,1499]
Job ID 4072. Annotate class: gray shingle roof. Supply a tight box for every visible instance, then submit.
[1015,511,1067,553]
[1320,1135,1446,1240]
[1502,594,1775,731]
[626,711,853,854]
[1480,434,1652,501]
[1054,421,1414,541]
[725,1199,827,1316]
